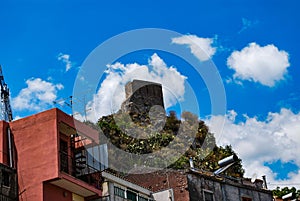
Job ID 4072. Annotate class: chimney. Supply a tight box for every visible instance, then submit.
[262,175,268,189]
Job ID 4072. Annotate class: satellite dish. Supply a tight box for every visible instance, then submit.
[251,173,257,183]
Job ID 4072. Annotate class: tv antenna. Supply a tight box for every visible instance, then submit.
[53,94,92,121]
[53,95,73,109]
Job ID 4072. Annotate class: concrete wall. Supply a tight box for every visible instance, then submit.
[0,121,18,200]
[8,108,102,201]
[11,109,60,201]
[0,121,9,165]
[43,183,72,201]
[152,189,174,201]
[187,173,273,201]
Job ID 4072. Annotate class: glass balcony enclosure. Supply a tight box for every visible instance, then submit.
[59,122,108,190]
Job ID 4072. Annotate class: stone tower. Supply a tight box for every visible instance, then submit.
[121,79,165,114]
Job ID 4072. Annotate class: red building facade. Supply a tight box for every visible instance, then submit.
[1,108,103,201]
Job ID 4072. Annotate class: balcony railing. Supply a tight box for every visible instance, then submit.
[59,151,103,190]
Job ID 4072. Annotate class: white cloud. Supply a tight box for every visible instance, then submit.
[225,77,243,86]
[79,53,187,122]
[238,18,259,34]
[172,35,216,61]
[12,78,63,111]
[227,43,290,87]
[58,53,73,72]
[206,108,300,188]
[13,115,22,120]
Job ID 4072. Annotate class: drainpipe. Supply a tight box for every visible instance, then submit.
[7,127,13,168]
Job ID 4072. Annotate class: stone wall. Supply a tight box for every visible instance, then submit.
[121,80,164,114]
[187,172,273,201]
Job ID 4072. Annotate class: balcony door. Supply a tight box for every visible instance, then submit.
[60,139,69,173]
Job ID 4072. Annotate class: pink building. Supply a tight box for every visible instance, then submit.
[1,108,103,201]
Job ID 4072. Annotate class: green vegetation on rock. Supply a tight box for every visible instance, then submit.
[97,110,244,177]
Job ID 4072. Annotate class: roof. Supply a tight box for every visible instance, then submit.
[102,169,153,195]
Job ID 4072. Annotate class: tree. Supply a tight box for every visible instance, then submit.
[272,186,300,199]
[97,110,245,177]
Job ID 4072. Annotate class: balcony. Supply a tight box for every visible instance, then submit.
[59,151,104,190]
[57,120,108,198]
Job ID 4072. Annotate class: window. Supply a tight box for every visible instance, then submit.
[60,140,69,173]
[126,190,137,201]
[114,186,125,198]
[60,140,68,153]
[138,195,148,201]
[241,197,252,201]
[203,190,214,201]
[86,144,108,172]
[1,170,10,187]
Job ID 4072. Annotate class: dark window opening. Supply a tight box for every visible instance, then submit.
[138,195,149,201]
[241,197,252,201]
[127,190,137,201]
[114,186,125,198]
[60,140,69,173]
[1,170,10,187]
[203,190,214,201]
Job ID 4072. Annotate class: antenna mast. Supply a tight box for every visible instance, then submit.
[0,65,13,122]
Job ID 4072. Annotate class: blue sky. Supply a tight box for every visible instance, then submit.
[1,0,300,189]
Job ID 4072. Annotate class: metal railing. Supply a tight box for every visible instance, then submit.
[59,151,103,190]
